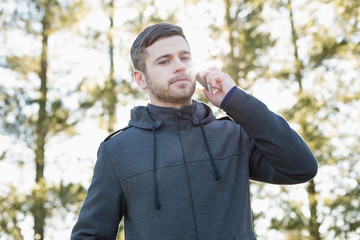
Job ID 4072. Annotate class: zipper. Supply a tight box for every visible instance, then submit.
[176,110,200,240]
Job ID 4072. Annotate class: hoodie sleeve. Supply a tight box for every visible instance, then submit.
[71,142,124,240]
[222,87,318,184]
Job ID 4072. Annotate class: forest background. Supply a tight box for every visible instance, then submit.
[0,0,359,239]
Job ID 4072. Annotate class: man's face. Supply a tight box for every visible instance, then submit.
[142,35,195,108]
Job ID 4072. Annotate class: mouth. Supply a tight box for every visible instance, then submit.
[169,75,190,85]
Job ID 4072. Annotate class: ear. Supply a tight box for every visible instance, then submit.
[133,70,147,90]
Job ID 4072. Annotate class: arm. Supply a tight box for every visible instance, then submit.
[223,88,317,183]
[71,142,124,240]
[202,67,318,184]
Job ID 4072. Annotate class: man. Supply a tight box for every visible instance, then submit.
[71,23,318,240]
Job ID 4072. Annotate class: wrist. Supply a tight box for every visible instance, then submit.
[220,86,237,109]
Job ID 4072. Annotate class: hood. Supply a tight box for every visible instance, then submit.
[128,100,216,130]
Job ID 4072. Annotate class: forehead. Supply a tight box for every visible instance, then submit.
[145,35,190,61]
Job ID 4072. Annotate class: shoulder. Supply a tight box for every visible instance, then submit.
[103,126,132,142]
[212,115,241,133]
[207,115,238,130]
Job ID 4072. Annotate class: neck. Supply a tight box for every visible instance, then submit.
[149,99,193,109]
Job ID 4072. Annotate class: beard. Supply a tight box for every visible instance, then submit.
[145,73,196,106]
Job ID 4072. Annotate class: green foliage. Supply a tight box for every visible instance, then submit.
[270,0,360,238]
[322,141,360,238]
[1,0,90,239]
[270,199,308,232]
[124,0,178,34]
[282,92,334,163]
[0,182,86,240]
[0,85,35,144]
[0,186,27,240]
[47,181,87,213]
[78,77,119,131]
[326,176,360,238]
[0,0,89,36]
[213,0,276,89]
[48,98,77,135]
[5,55,40,76]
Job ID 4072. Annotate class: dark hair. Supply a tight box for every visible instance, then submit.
[130,23,188,72]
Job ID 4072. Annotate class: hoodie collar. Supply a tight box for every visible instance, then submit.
[128,100,216,130]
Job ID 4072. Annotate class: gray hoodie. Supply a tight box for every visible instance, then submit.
[71,88,318,240]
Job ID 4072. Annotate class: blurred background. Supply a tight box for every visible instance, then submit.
[0,0,359,239]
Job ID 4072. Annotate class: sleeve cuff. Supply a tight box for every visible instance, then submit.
[220,86,238,109]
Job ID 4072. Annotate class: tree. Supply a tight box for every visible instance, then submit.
[268,0,360,239]
[215,0,275,88]
[0,1,89,239]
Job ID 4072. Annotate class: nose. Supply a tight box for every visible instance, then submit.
[174,58,186,73]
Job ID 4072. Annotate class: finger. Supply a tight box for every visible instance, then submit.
[210,73,225,87]
[203,88,210,97]
[206,74,221,90]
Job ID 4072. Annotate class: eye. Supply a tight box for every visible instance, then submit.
[159,60,170,65]
[181,55,191,62]
[181,55,190,60]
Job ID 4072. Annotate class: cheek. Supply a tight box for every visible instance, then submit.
[150,69,169,82]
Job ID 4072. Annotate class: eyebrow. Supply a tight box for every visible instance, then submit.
[153,50,191,63]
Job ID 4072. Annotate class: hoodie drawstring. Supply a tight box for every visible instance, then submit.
[199,121,221,181]
[152,119,220,210]
[152,126,161,209]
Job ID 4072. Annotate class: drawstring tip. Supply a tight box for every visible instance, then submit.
[155,200,161,209]
[215,170,221,181]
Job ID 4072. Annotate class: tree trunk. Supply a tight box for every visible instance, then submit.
[107,0,116,133]
[287,0,303,91]
[223,0,238,84]
[307,179,321,240]
[32,12,49,240]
